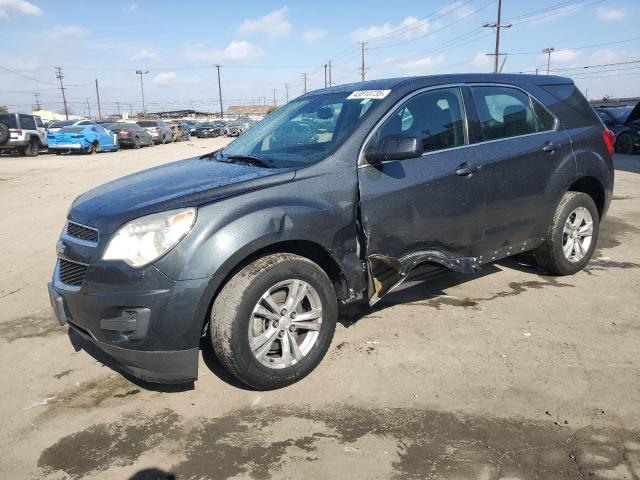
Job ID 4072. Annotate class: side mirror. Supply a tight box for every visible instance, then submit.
[365,135,423,163]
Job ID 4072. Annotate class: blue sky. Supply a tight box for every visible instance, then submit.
[1,0,639,115]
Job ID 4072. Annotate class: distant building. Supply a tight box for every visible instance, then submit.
[227,105,276,116]
[590,97,639,108]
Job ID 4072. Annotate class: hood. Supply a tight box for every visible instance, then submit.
[70,156,295,234]
[626,101,640,125]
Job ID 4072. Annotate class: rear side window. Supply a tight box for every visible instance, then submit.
[35,117,44,128]
[470,86,537,141]
[0,114,18,129]
[375,87,467,154]
[532,99,556,131]
[19,115,37,130]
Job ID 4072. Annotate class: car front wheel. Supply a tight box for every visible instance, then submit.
[211,253,337,390]
[22,138,40,157]
[534,191,599,275]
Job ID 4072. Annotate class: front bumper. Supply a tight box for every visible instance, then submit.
[48,257,210,384]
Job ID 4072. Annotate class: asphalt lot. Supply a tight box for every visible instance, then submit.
[0,142,639,480]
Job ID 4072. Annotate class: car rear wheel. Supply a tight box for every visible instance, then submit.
[534,191,599,275]
[88,142,98,154]
[615,133,634,155]
[133,137,141,149]
[211,253,337,390]
[22,137,39,157]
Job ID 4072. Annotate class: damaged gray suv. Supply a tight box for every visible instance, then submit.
[49,74,615,389]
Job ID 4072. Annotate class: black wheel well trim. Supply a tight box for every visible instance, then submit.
[199,239,350,336]
[567,175,606,219]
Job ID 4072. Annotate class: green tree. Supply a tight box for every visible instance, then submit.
[0,105,8,113]
[265,106,278,115]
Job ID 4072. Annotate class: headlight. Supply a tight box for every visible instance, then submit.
[103,208,196,267]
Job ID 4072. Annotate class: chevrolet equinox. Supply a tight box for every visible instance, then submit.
[48,74,615,389]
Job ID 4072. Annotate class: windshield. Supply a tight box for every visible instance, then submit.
[222,92,380,167]
[137,121,157,127]
[58,127,85,133]
[607,107,633,123]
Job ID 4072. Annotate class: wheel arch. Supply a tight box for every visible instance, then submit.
[567,176,606,220]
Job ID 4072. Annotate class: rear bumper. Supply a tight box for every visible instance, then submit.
[49,143,86,150]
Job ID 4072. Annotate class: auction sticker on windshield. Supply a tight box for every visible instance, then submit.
[347,90,391,100]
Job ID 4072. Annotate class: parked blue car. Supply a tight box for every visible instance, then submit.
[47,124,118,154]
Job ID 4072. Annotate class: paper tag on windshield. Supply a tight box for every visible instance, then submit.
[347,89,391,100]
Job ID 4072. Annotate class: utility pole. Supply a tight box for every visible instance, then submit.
[129,103,133,117]
[359,42,366,81]
[328,60,332,87]
[324,64,328,88]
[542,47,555,75]
[135,69,148,114]
[33,92,41,111]
[55,66,69,120]
[214,64,223,119]
[116,102,121,117]
[95,79,102,119]
[272,88,277,106]
[483,0,511,73]
[86,98,91,118]
[302,73,308,94]
[284,83,289,103]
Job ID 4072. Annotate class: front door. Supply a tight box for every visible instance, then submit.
[357,86,486,301]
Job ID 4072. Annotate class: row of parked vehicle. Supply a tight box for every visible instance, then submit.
[0,114,252,157]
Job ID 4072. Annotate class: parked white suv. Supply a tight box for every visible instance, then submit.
[0,113,48,157]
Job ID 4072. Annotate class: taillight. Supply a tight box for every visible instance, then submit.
[119,130,129,136]
[15,129,22,135]
[72,134,84,138]
[603,128,615,157]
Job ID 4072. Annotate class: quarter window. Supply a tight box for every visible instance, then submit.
[532,99,556,131]
[374,87,466,155]
[471,86,537,141]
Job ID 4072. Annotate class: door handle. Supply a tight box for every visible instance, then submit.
[542,141,559,153]
[456,162,480,176]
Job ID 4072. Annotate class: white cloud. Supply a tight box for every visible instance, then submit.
[439,1,476,19]
[303,28,328,45]
[471,52,492,67]
[122,3,139,13]
[596,7,624,21]
[238,7,292,39]
[46,25,88,40]
[0,0,41,20]
[349,16,429,43]
[131,49,158,61]
[184,40,265,62]
[539,49,580,64]
[152,71,200,86]
[396,55,444,72]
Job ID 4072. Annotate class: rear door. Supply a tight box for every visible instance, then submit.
[358,86,487,300]
[465,84,572,257]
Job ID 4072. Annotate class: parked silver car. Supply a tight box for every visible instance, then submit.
[136,120,173,144]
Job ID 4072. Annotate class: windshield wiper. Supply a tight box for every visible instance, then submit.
[200,149,222,160]
[223,155,275,168]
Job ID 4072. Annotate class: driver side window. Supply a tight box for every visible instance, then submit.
[374,87,467,155]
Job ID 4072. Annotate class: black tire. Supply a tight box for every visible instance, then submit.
[0,122,9,145]
[22,137,39,157]
[211,253,337,390]
[534,191,599,275]
[615,133,634,155]
[88,142,98,154]
[133,137,141,149]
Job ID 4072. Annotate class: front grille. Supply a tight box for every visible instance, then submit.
[58,259,88,287]
[66,221,99,243]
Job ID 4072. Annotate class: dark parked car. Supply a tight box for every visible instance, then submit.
[49,74,614,389]
[104,123,154,149]
[136,120,172,144]
[196,121,225,138]
[595,103,640,154]
[168,121,190,142]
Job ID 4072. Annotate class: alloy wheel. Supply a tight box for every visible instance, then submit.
[562,206,594,262]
